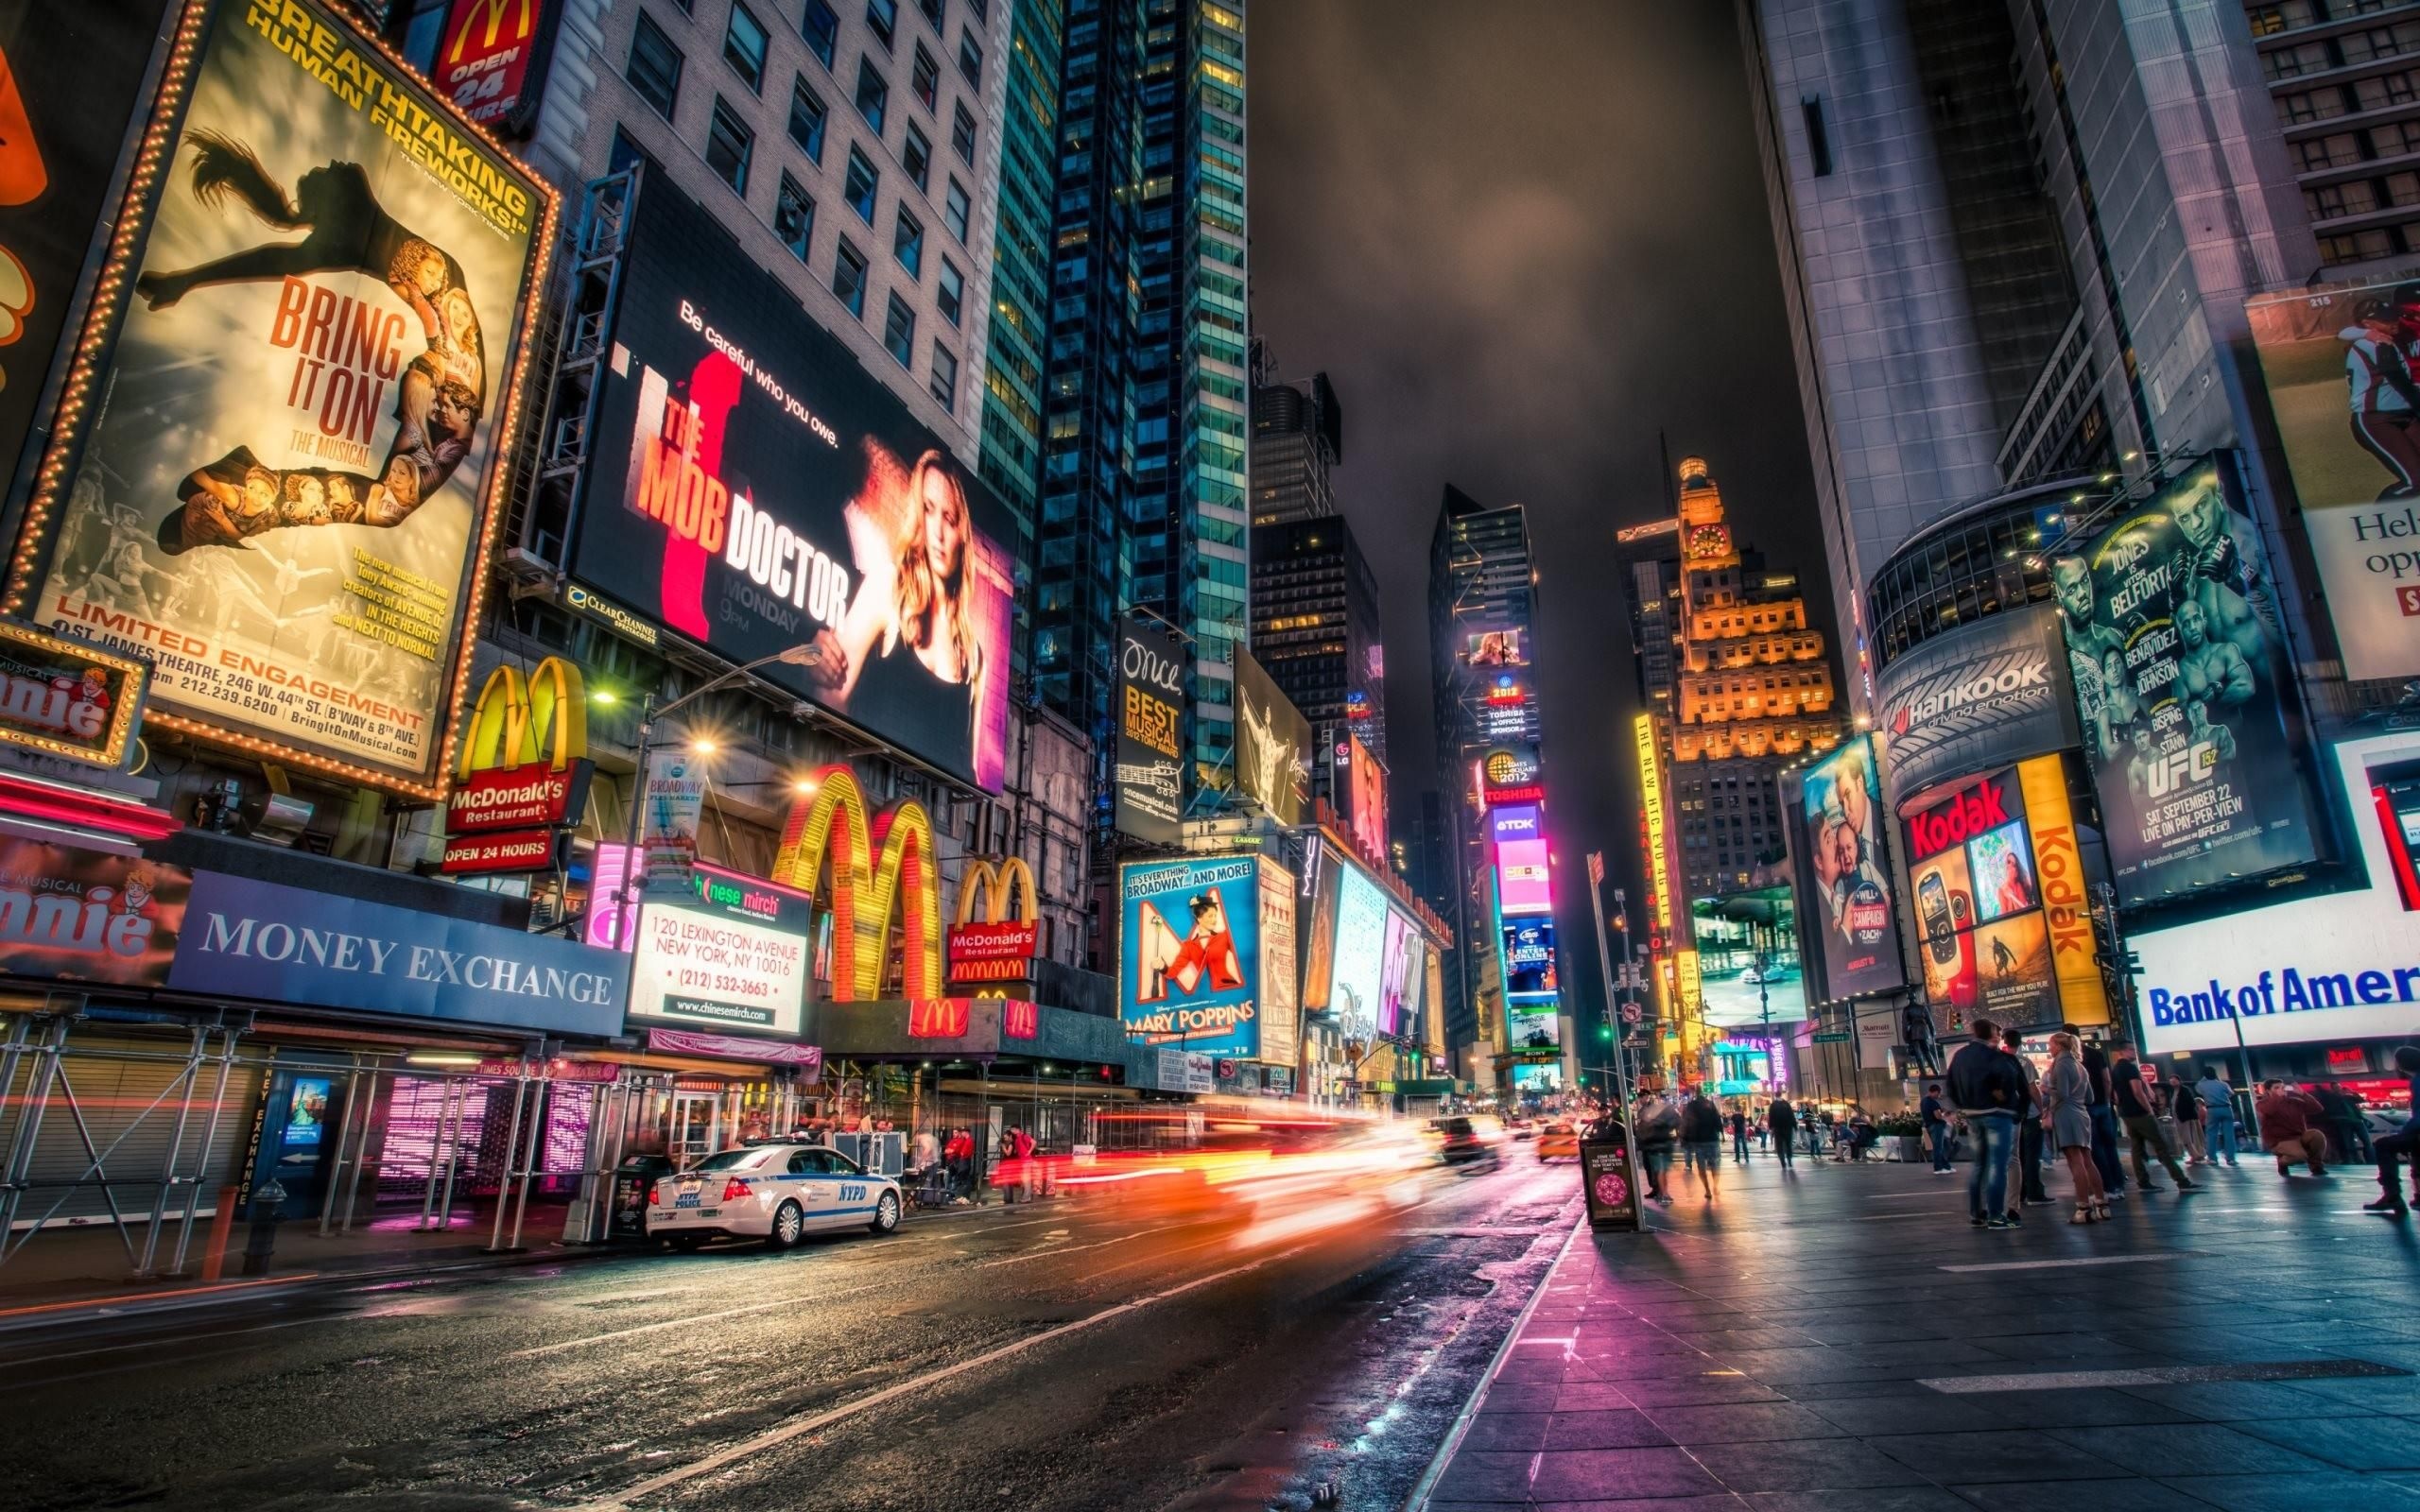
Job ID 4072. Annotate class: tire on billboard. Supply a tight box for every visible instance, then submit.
[2048,455,2321,905]
[566,180,1014,791]
[11,0,555,798]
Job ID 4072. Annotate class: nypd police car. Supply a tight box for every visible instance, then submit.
[647,1143,902,1249]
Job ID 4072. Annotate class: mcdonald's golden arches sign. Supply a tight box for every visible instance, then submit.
[440,657,593,875]
[949,855,1039,988]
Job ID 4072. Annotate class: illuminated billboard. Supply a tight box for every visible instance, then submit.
[1466,628,1526,667]
[1235,647,1309,824]
[1345,734,1388,857]
[1688,888,1805,1028]
[16,0,555,798]
[627,862,812,1037]
[1500,919,1559,999]
[1903,755,2109,1030]
[1114,614,1184,842]
[2135,730,2420,1054]
[1634,714,1675,936]
[1328,863,1389,1038]
[1120,856,1276,1059]
[566,180,1013,790]
[1490,802,1553,916]
[2247,281,2420,681]
[2049,456,2319,903]
[1792,735,1906,1000]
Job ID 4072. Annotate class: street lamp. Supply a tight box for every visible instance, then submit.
[614,643,826,923]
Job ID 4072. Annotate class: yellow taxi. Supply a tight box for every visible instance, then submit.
[1536,1121,1580,1160]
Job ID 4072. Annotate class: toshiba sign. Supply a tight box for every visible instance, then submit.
[1876,603,2080,811]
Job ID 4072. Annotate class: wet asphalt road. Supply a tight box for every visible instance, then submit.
[0,1151,1580,1512]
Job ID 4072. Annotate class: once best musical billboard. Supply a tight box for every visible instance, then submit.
[2247,279,2420,681]
[569,180,1012,790]
[1114,612,1184,843]
[1792,735,1906,1001]
[18,0,552,798]
[2049,456,2319,904]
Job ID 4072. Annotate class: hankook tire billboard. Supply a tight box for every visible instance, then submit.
[1875,603,2080,813]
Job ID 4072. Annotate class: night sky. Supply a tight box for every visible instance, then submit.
[1252,1,1840,1025]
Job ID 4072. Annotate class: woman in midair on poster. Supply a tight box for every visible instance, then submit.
[132,131,486,554]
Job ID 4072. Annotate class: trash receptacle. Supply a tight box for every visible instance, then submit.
[1579,1136,1642,1233]
[610,1154,673,1241]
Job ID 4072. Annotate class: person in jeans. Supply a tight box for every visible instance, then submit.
[2364,1045,2420,1215]
[2006,1027,2050,1208]
[1729,1107,1751,1162]
[1921,1082,1953,1172]
[2196,1067,2241,1166]
[2256,1079,2330,1177]
[1635,1090,1680,1201]
[1947,1016,2022,1228]
[2110,1043,2197,1194]
[2067,1023,2128,1201]
[1767,1095,1797,1171]
[1682,1088,1724,1200]
[2044,1031,2108,1222]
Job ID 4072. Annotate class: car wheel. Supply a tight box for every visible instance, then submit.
[770,1200,805,1249]
[666,1233,704,1252]
[869,1190,901,1234]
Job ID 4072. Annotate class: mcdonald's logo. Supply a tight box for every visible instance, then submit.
[447,0,534,60]
[443,658,593,858]
[949,855,1037,984]
[771,765,942,1000]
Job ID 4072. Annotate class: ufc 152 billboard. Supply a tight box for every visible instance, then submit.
[2048,456,2320,905]
[13,0,555,799]
[567,180,1013,791]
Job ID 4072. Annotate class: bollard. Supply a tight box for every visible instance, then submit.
[239,1178,288,1277]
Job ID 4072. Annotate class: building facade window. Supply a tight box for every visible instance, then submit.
[856,57,890,132]
[884,292,916,366]
[930,342,958,407]
[903,121,932,190]
[833,236,871,317]
[894,204,925,275]
[789,77,828,160]
[958,28,982,84]
[777,173,815,261]
[912,43,941,111]
[801,0,839,67]
[705,96,754,192]
[627,12,683,120]
[937,256,962,324]
[845,146,879,222]
[943,177,971,241]
[866,0,898,48]
[951,101,977,162]
[723,1,769,91]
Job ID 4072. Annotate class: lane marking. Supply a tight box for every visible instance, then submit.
[505,1282,885,1360]
[1924,1358,2408,1393]
[0,1273,322,1320]
[0,1314,354,1381]
[1938,1251,2195,1273]
[578,1243,1316,1508]
[972,1235,1129,1269]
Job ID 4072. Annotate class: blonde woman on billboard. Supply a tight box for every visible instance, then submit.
[134,131,486,554]
[812,448,985,745]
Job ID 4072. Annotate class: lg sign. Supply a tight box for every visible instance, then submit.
[1907,777,2012,860]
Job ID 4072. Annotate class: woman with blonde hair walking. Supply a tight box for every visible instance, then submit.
[2044,1031,2107,1223]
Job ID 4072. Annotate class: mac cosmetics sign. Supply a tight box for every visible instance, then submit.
[166,871,628,1038]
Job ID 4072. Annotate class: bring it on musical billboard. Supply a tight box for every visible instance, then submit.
[9,0,557,799]
[562,178,1014,792]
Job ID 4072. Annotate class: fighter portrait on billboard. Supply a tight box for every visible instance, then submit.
[2049,459,2316,902]
[138,133,487,555]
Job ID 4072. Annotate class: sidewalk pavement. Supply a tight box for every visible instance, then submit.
[1417,1146,2420,1511]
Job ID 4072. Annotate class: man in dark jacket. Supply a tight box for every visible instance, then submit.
[1920,1084,1952,1172]
[2006,1027,2050,1210]
[2365,1045,2420,1215]
[1947,1017,2021,1228]
[1767,1096,1798,1171]
[1682,1090,1725,1199]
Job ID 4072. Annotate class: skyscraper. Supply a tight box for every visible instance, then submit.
[1430,485,1560,1089]
[1658,458,1841,900]
[1249,514,1385,808]
[1250,369,1342,525]
[977,0,1065,680]
[1032,0,1250,807]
